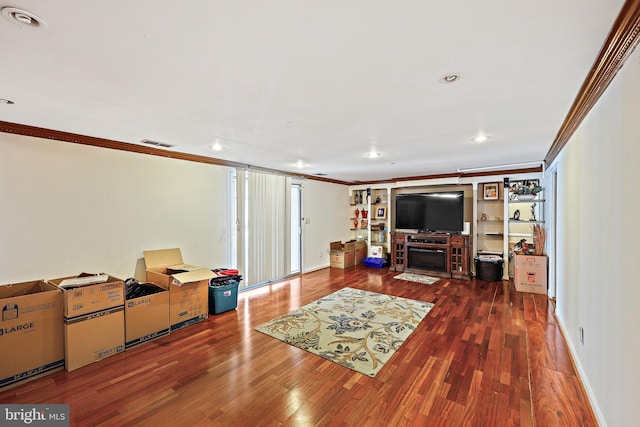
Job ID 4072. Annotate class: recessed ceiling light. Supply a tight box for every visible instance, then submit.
[440,74,460,84]
[0,98,15,105]
[471,134,490,143]
[1,7,47,29]
[365,151,381,158]
[211,141,223,151]
[295,160,308,169]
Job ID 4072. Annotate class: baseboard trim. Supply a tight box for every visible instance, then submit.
[555,312,607,427]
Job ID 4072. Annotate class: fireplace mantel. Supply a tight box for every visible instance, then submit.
[390,232,471,280]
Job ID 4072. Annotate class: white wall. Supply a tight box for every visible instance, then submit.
[299,178,350,272]
[553,46,640,427]
[0,134,232,282]
[0,133,348,284]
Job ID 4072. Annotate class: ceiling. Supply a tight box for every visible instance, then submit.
[0,1,626,183]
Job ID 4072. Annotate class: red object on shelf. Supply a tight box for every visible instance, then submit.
[361,210,368,218]
[355,208,360,218]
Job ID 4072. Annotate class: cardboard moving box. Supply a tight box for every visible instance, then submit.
[144,248,216,331]
[355,240,367,265]
[0,280,64,390]
[330,241,356,269]
[49,274,125,372]
[513,255,548,294]
[125,282,170,349]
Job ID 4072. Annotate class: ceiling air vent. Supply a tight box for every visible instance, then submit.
[140,139,175,149]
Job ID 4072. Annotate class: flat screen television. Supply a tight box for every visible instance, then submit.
[395,191,464,233]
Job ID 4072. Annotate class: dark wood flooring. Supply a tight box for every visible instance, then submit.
[0,266,597,426]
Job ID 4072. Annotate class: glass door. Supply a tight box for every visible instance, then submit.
[290,184,302,274]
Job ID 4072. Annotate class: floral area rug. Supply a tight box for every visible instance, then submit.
[393,272,440,285]
[255,287,433,377]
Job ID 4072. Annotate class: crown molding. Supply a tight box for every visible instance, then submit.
[545,0,640,165]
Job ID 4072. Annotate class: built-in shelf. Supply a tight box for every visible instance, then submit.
[508,199,545,204]
[508,220,545,224]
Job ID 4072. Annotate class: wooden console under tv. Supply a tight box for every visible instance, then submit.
[390,232,471,280]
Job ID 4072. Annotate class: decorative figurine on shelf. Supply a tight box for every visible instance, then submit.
[360,219,367,228]
[355,208,360,218]
[358,192,363,204]
[361,209,368,219]
[481,213,487,221]
[530,203,537,221]
[354,220,359,229]
[375,195,381,203]
[353,192,359,204]
[513,209,520,220]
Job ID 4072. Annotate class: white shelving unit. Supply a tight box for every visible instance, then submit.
[476,182,505,256]
[349,187,392,258]
[505,180,544,278]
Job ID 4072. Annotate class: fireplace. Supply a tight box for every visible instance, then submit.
[407,247,446,272]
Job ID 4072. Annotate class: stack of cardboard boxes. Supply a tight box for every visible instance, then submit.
[0,247,217,390]
[330,240,367,268]
[144,248,215,331]
[48,274,126,372]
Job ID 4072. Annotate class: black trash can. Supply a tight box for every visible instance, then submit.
[208,272,242,314]
[475,255,504,281]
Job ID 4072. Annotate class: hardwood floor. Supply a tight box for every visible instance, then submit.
[0,266,597,426]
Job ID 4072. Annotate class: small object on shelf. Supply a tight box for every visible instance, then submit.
[481,213,487,221]
[509,180,543,201]
[513,209,520,220]
[361,209,368,219]
[530,203,537,221]
[360,219,368,228]
[483,183,499,200]
[354,220,359,229]
[355,208,360,218]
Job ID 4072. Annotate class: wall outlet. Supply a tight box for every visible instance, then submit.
[319,251,323,258]
[579,326,584,345]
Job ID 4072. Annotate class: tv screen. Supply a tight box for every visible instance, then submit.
[395,192,464,233]
[395,194,426,230]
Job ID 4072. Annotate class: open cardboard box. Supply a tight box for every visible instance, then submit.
[125,281,170,349]
[144,248,216,331]
[0,280,64,390]
[48,274,125,372]
[330,241,356,269]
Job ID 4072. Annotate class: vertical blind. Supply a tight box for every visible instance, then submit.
[236,169,290,288]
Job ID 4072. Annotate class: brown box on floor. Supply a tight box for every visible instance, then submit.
[144,248,216,331]
[125,281,170,349]
[0,280,64,390]
[354,240,367,265]
[513,255,548,294]
[330,241,355,268]
[49,274,125,372]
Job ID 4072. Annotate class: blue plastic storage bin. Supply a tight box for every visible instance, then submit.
[208,281,239,314]
[363,257,387,268]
